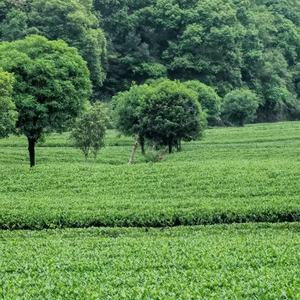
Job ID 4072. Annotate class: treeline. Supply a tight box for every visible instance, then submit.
[1,0,300,122]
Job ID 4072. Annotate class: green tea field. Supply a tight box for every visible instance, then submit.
[1,122,300,299]
[0,122,300,229]
[1,223,300,299]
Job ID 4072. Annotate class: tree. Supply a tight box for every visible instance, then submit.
[221,89,259,126]
[71,102,110,163]
[140,79,207,153]
[183,80,221,126]
[0,0,106,101]
[0,68,17,138]
[113,79,207,154]
[23,0,106,101]
[0,35,91,167]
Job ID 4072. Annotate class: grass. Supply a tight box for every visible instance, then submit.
[0,122,300,229]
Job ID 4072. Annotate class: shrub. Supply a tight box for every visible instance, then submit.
[221,89,259,126]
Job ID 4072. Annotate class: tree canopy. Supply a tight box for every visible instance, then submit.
[0,35,92,166]
[140,79,207,153]
[0,0,106,100]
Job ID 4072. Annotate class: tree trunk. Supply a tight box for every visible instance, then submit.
[85,153,88,164]
[128,135,139,164]
[177,139,182,152]
[139,136,145,155]
[168,140,172,154]
[27,137,37,167]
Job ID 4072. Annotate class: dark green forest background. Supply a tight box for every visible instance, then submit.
[1,0,300,123]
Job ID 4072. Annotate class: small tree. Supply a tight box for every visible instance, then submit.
[221,89,259,126]
[0,35,91,167]
[71,102,110,163]
[0,68,17,138]
[113,79,207,156]
[140,79,207,154]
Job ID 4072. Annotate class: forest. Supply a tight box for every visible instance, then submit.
[1,0,300,124]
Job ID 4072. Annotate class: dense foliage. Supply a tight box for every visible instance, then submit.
[92,0,300,122]
[0,35,91,166]
[1,0,300,122]
[221,89,260,126]
[0,68,17,138]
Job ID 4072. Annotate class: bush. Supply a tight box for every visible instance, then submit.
[221,89,259,126]
[144,149,166,163]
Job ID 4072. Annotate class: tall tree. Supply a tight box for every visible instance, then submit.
[27,0,106,101]
[0,35,91,167]
[112,83,149,154]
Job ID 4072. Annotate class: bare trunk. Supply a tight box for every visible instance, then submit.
[128,135,139,164]
[85,153,88,163]
[27,137,37,167]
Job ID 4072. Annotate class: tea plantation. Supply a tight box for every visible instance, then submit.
[0,122,300,229]
[1,224,300,299]
[1,122,300,299]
